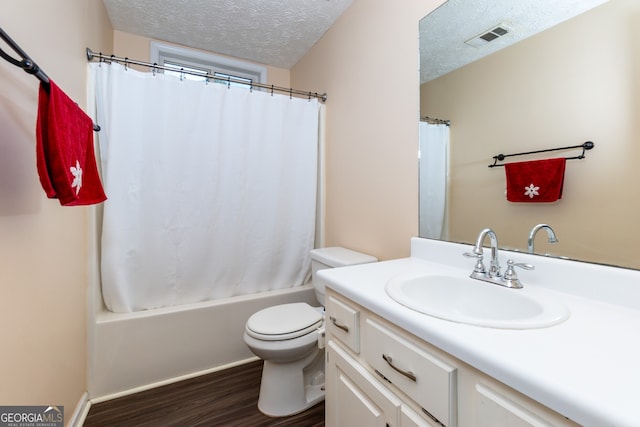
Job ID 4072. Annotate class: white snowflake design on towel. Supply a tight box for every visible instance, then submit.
[70,160,83,195]
[524,183,540,199]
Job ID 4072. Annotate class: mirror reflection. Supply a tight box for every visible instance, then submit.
[419,0,640,270]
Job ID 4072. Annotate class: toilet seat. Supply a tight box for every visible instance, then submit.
[246,302,323,341]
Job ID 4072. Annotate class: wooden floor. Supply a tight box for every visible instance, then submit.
[83,360,324,426]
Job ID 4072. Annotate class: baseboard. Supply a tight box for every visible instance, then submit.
[67,391,90,427]
[89,357,259,405]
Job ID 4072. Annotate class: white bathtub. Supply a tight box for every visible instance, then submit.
[87,280,318,400]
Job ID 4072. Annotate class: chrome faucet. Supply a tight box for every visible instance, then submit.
[464,228,534,288]
[473,228,501,278]
[528,224,558,254]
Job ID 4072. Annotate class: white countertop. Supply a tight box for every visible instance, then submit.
[318,238,640,427]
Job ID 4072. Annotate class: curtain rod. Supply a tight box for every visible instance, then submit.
[420,115,450,126]
[86,48,327,103]
[0,27,100,131]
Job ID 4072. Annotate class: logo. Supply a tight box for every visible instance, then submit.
[0,406,63,427]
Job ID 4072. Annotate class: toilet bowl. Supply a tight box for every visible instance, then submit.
[244,302,326,417]
[243,247,377,417]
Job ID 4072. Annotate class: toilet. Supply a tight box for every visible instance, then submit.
[243,247,377,417]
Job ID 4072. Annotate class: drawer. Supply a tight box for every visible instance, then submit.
[326,294,360,353]
[363,317,457,427]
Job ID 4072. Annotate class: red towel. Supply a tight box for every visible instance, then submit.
[36,80,106,206]
[504,158,566,202]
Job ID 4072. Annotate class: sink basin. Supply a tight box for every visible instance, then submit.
[386,274,569,329]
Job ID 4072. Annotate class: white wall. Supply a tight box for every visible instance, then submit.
[0,0,112,421]
[292,0,447,260]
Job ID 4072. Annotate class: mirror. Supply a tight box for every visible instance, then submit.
[419,0,640,270]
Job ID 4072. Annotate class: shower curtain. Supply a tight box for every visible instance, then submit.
[419,121,449,240]
[91,63,321,313]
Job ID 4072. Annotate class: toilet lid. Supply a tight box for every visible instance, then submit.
[246,302,323,341]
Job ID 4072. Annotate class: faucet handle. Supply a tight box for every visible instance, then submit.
[507,259,535,271]
[502,259,535,288]
[463,252,486,274]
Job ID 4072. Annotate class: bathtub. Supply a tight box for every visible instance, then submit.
[88,280,318,400]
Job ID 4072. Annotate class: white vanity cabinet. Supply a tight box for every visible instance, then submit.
[326,290,452,427]
[325,288,579,427]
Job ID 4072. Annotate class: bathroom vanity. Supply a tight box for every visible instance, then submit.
[320,237,640,426]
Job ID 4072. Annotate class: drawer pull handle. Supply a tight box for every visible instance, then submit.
[329,316,349,333]
[421,408,446,427]
[382,353,417,382]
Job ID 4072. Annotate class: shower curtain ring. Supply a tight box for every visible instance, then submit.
[124,57,129,70]
[227,76,231,89]
[152,63,157,76]
[180,68,185,81]
[271,85,274,96]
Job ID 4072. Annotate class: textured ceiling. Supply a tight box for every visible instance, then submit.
[420,0,609,84]
[102,0,353,69]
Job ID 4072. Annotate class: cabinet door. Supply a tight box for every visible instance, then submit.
[327,340,401,427]
[476,384,559,427]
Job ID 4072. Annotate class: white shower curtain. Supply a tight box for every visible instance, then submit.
[91,63,320,313]
[419,121,449,240]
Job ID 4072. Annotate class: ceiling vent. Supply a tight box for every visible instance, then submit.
[465,24,511,48]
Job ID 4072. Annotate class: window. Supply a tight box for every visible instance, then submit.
[150,42,267,87]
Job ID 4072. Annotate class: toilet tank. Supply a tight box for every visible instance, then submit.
[310,247,377,306]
